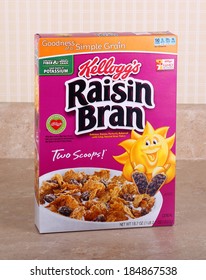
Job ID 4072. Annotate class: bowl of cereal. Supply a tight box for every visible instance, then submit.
[38,168,163,232]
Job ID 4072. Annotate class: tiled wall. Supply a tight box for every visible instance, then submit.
[0,0,206,104]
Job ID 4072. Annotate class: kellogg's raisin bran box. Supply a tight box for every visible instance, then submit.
[35,32,177,233]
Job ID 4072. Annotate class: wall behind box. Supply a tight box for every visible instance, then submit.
[0,0,206,104]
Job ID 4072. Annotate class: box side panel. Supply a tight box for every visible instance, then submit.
[34,35,40,230]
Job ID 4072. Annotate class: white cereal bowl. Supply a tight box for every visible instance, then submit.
[37,168,163,233]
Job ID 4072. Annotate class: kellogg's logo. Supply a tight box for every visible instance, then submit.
[65,56,155,135]
[78,56,142,80]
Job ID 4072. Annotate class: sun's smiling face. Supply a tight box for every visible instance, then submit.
[113,122,175,181]
[130,133,169,172]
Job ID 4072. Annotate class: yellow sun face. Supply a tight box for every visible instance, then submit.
[113,122,175,182]
[131,131,169,173]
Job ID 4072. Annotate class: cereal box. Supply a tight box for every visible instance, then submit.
[34,32,177,233]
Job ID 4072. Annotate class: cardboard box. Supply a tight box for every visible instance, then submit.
[34,32,177,233]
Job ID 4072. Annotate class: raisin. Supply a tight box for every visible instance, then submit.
[46,180,58,184]
[81,191,90,201]
[94,214,106,222]
[80,177,87,185]
[69,179,79,185]
[147,174,166,196]
[44,194,56,203]
[132,171,148,194]
[100,179,108,188]
[141,208,149,216]
[121,193,134,201]
[58,206,72,216]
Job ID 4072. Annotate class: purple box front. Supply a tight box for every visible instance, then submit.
[35,32,177,233]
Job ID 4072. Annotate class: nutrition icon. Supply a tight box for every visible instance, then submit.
[46,114,67,134]
[113,122,176,196]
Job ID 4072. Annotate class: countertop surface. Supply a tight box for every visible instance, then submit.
[0,159,205,260]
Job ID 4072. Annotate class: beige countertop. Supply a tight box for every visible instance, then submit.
[0,159,205,260]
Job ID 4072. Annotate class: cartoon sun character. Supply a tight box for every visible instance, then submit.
[113,122,176,194]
